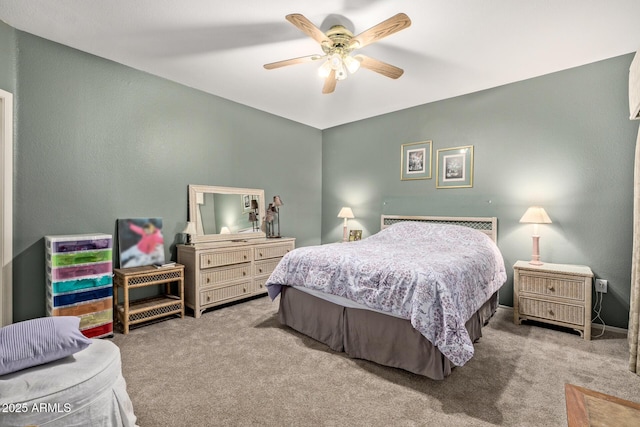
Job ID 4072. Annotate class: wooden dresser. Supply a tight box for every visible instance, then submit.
[513,260,593,340]
[178,238,294,318]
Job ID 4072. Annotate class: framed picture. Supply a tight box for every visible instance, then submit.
[242,194,257,213]
[401,140,432,180]
[436,145,474,189]
[117,218,165,268]
[349,230,362,241]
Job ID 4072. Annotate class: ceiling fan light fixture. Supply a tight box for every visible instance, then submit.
[336,64,348,81]
[318,60,332,78]
[329,53,343,70]
[266,12,411,93]
[343,55,361,74]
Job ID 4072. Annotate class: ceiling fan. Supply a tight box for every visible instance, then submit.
[264,13,411,94]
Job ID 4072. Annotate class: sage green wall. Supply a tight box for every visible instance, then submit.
[12,31,322,321]
[6,23,638,329]
[322,54,638,329]
[0,21,16,93]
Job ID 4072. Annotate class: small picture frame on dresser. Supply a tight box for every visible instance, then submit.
[349,230,362,241]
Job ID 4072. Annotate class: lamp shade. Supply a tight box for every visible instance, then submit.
[519,207,552,224]
[343,55,361,74]
[250,199,259,209]
[220,226,231,234]
[273,195,283,207]
[182,221,196,235]
[337,207,355,219]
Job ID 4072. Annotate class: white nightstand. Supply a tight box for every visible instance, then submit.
[513,260,594,340]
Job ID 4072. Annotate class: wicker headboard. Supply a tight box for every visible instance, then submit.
[380,215,498,242]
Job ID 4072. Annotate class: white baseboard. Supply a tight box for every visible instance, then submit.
[591,322,628,334]
[497,305,628,335]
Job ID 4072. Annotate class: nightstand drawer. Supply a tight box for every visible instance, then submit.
[518,272,585,301]
[200,249,251,268]
[200,281,253,305]
[200,263,250,286]
[518,297,584,326]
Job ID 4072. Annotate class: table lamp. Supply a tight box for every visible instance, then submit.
[182,221,197,245]
[265,204,275,237]
[519,206,552,265]
[272,195,283,238]
[337,207,355,242]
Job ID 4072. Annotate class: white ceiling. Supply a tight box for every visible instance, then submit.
[1,1,640,129]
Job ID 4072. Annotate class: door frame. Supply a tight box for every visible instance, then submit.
[1,88,13,326]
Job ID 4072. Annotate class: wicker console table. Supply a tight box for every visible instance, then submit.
[113,264,184,334]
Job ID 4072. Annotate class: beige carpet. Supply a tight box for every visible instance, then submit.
[111,296,640,426]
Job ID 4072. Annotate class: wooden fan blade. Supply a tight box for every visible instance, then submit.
[264,54,323,70]
[322,70,337,94]
[354,55,404,79]
[286,14,331,46]
[349,13,411,49]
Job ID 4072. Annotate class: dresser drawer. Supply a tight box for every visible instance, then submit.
[254,277,268,294]
[200,249,251,268]
[518,272,586,301]
[254,243,293,260]
[254,258,281,277]
[200,281,254,305]
[518,297,584,326]
[200,263,250,287]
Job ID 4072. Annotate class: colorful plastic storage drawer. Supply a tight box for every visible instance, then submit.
[45,233,114,339]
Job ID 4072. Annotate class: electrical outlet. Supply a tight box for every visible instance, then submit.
[595,279,608,293]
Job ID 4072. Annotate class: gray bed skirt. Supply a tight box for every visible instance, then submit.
[278,286,499,380]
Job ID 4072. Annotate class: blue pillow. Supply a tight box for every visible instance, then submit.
[0,316,92,376]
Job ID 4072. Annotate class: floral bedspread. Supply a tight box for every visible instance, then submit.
[265,221,507,366]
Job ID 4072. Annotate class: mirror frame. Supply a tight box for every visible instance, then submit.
[188,184,266,243]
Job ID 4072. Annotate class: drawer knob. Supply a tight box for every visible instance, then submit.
[244,255,247,259]
[207,259,211,264]
[548,309,554,316]
[207,278,210,283]
[259,252,263,257]
[548,286,555,292]
[243,288,246,293]
[259,268,263,273]
[259,284,263,288]
[243,271,246,276]
[207,296,211,302]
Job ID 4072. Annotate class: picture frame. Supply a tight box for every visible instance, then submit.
[242,194,257,213]
[401,140,432,181]
[349,230,362,241]
[117,217,165,268]
[436,145,474,189]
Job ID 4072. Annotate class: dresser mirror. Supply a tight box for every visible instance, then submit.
[188,185,265,243]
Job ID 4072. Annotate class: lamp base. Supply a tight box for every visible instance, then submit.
[529,235,543,266]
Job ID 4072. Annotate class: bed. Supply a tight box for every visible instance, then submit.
[266,215,507,379]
